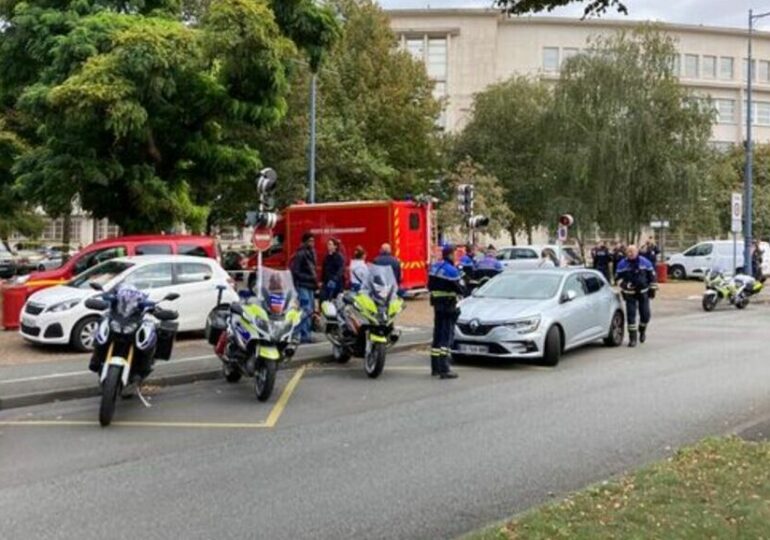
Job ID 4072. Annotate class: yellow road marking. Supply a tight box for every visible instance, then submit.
[0,366,308,430]
[264,365,305,427]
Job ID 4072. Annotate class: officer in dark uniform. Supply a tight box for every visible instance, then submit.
[591,241,611,282]
[611,242,626,284]
[428,244,465,379]
[615,244,657,347]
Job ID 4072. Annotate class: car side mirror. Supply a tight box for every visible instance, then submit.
[163,292,180,302]
[85,297,109,311]
[89,282,104,291]
[561,289,577,303]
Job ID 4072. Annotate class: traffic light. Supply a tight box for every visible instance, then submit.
[467,215,489,229]
[558,214,574,227]
[456,184,474,215]
[245,211,279,228]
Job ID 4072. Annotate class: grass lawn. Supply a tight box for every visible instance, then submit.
[469,437,770,540]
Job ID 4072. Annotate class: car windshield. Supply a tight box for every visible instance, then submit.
[67,261,133,289]
[474,273,562,300]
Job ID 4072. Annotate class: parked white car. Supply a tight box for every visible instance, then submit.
[666,240,770,280]
[20,255,239,351]
[497,244,583,270]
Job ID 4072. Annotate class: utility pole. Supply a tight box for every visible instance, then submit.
[308,73,317,204]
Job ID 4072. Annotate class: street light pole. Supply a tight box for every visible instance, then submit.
[745,8,770,274]
[308,73,317,204]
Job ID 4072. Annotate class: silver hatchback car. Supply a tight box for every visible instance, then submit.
[452,269,624,366]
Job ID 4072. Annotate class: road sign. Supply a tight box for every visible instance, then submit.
[650,220,670,229]
[731,218,743,234]
[557,225,568,242]
[252,227,273,252]
[731,192,743,221]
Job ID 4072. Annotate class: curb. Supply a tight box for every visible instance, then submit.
[0,338,431,411]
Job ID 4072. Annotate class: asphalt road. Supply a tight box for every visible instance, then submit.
[2,306,770,539]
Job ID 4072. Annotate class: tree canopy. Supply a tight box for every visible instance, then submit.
[493,0,627,17]
[0,0,338,233]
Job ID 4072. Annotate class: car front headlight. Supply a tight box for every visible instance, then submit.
[46,299,80,313]
[506,316,541,334]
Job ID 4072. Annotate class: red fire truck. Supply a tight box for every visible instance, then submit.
[252,200,432,291]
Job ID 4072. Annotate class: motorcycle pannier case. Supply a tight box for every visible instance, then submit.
[155,321,179,361]
[205,306,229,346]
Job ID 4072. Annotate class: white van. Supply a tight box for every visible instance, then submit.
[666,240,770,280]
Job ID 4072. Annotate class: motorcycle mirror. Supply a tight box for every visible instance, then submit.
[89,282,104,292]
[163,292,180,302]
[85,297,109,311]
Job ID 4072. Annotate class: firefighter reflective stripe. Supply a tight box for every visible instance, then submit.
[430,348,443,357]
[430,291,457,298]
[628,324,638,330]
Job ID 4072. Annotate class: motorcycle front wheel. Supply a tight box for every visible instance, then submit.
[99,365,122,427]
[364,342,387,379]
[702,294,718,312]
[735,296,750,309]
[255,360,278,402]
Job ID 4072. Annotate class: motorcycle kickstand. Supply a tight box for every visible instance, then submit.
[135,385,152,408]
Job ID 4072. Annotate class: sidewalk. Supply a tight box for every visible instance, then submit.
[0,328,433,411]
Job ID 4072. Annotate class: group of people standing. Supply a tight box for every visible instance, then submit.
[288,232,403,344]
[590,237,660,283]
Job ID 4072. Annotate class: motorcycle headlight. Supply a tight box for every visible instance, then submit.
[506,316,541,334]
[110,320,139,334]
[46,299,81,313]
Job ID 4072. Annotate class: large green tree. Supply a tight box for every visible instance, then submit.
[452,76,552,242]
[254,0,441,209]
[493,0,627,16]
[547,25,714,243]
[0,0,337,233]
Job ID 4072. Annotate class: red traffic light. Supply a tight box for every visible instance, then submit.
[558,214,574,227]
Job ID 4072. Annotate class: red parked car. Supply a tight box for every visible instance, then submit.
[16,235,220,293]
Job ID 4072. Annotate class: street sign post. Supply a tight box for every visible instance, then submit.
[732,193,743,274]
[252,228,273,252]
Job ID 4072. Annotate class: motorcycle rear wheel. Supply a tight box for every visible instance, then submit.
[255,360,278,402]
[99,365,122,427]
[333,344,351,364]
[364,342,386,379]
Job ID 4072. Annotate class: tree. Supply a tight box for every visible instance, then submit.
[0,0,338,233]
[253,0,441,210]
[493,0,627,17]
[436,159,514,240]
[452,76,552,242]
[547,25,714,244]
[0,120,43,240]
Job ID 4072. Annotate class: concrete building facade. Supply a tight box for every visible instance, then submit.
[388,9,770,149]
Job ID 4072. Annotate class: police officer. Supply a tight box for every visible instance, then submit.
[615,244,657,348]
[591,241,611,282]
[428,245,465,379]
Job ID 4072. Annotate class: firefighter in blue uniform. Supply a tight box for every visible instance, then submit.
[615,244,657,347]
[591,241,612,283]
[428,244,465,379]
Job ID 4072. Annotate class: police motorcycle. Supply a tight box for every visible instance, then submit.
[702,268,763,312]
[86,284,179,427]
[205,268,301,401]
[321,264,404,379]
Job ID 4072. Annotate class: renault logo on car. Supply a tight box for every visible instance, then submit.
[469,319,480,332]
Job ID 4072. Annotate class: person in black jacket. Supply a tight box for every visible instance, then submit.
[290,232,318,343]
[373,243,402,285]
[321,238,345,301]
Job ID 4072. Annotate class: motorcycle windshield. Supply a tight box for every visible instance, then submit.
[253,267,298,316]
[363,264,397,304]
[113,285,148,318]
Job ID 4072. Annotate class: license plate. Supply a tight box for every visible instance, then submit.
[459,344,488,354]
[21,316,36,328]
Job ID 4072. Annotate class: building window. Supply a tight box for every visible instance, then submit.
[743,58,757,82]
[760,60,770,83]
[742,101,770,125]
[702,55,717,79]
[684,54,699,78]
[720,57,734,80]
[427,38,447,80]
[405,38,424,62]
[562,47,579,66]
[715,99,736,124]
[543,47,560,72]
[670,54,680,76]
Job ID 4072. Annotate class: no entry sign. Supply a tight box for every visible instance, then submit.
[252,227,273,252]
